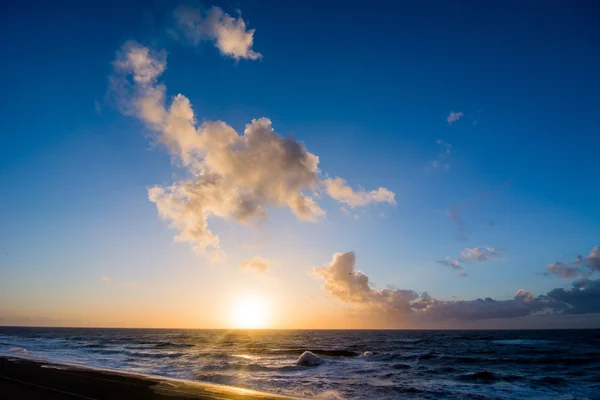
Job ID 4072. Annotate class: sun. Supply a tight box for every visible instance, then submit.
[230,295,269,329]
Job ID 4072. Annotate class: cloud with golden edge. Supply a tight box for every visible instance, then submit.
[312,252,600,322]
[110,41,395,261]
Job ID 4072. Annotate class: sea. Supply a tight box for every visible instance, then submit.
[0,328,599,399]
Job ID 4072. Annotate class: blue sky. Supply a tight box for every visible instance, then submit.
[1,0,599,328]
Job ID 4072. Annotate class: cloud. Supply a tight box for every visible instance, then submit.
[545,278,600,314]
[313,252,600,323]
[241,256,271,273]
[312,252,420,314]
[429,139,452,171]
[544,262,582,278]
[447,111,463,125]
[100,275,111,283]
[448,205,470,241]
[173,5,261,60]
[544,246,600,278]
[324,177,396,207]
[436,257,467,276]
[461,247,505,263]
[110,42,395,260]
[438,247,505,276]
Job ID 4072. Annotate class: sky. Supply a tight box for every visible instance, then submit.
[1,0,599,329]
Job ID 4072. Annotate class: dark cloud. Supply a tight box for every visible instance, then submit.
[546,278,600,314]
[314,252,600,323]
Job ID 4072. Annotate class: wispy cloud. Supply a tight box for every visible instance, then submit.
[241,256,271,273]
[461,247,505,263]
[447,111,463,125]
[544,246,600,278]
[436,257,467,276]
[100,275,111,283]
[173,5,261,60]
[324,177,396,207]
[109,42,395,261]
[447,205,470,241]
[437,247,505,276]
[313,252,600,322]
[429,139,452,171]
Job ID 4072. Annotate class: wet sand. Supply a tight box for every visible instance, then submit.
[0,356,298,399]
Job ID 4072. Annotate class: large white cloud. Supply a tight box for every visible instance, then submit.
[111,42,395,260]
[173,5,261,60]
[312,252,599,323]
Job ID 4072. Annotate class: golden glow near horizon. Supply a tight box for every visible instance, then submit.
[230,294,270,329]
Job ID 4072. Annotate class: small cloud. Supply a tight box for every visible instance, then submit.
[94,100,102,114]
[447,111,464,125]
[100,275,111,283]
[438,247,506,276]
[461,247,505,263]
[241,256,271,273]
[173,5,262,60]
[436,257,467,276]
[448,205,470,241]
[323,177,396,208]
[429,139,452,171]
[544,246,600,278]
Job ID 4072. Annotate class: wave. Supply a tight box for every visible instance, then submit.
[269,348,359,357]
[456,371,524,384]
[533,376,567,386]
[89,348,188,359]
[390,363,411,370]
[8,347,28,354]
[455,371,500,383]
[199,362,302,373]
[492,339,553,346]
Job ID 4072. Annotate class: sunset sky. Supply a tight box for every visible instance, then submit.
[1,0,599,329]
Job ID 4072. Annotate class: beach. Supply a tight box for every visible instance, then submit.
[0,356,296,400]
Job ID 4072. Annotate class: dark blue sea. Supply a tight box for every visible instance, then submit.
[1,328,599,399]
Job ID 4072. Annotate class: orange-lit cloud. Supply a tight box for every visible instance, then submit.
[110,42,395,261]
[544,246,600,278]
[313,252,600,323]
[241,256,271,273]
[173,5,261,60]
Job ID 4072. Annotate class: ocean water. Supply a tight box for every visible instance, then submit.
[0,328,599,399]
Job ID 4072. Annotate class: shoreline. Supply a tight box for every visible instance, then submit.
[0,355,300,399]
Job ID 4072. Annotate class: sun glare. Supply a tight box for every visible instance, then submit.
[230,295,269,329]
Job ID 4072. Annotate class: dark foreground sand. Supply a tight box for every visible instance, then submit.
[0,356,298,400]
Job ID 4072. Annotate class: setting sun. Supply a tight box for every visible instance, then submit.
[230,295,269,329]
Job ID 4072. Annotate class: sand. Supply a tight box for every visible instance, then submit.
[0,356,299,399]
